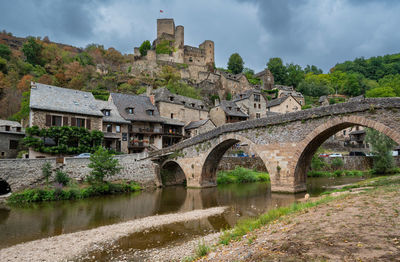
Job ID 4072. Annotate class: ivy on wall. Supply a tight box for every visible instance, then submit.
[23,126,104,154]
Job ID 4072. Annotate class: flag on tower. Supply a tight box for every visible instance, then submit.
[160,10,163,13]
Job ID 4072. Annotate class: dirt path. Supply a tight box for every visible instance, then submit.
[200,187,400,261]
[0,206,227,262]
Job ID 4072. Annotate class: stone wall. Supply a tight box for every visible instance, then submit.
[217,157,268,172]
[0,153,161,193]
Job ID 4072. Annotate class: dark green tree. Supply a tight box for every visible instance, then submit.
[365,128,396,174]
[286,63,304,88]
[88,147,121,184]
[22,37,44,66]
[0,44,11,60]
[267,57,287,84]
[304,65,323,74]
[139,40,151,56]
[227,53,244,74]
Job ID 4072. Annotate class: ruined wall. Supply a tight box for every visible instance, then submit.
[0,153,161,192]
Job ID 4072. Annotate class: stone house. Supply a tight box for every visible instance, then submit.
[110,93,165,153]
[254,69,274,90]
[275,85,305,106]
[234,89,269,119]
[96,99,131,153]
[0,120,25,159]
[152,87,208,125]
[209,100,248,127]
[184,119,216,138]
[29,82,104,158]
[266,95,302,114]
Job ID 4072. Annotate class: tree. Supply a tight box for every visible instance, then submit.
[139,40,151,56]
[267,57,287,85]
[22,37,44,66]
[0,44,11,60]
[42,162,52,186]
[286,63,304,88]
[297,73,332,97]
[227,53,244,74]
[365,128,396,174]
[366,86,396,98]
[304,65,323,74]
[88,147,121,184]
[17,75,34,91]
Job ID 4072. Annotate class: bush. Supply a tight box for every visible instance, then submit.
[42,162,52,186]
[331,157,344,169]
[87,147,122,184]
[55,170,70,186]
[217,167,270,184]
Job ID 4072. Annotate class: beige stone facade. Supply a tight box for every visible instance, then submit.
[185,119,216,138]
[235,90,269,119]
[157,101,208,124]
[267,95,301,114]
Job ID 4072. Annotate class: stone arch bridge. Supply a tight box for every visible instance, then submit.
[150,98,400,193]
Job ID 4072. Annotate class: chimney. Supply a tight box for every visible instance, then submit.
[146,85,153,96]
[214,99,220,107]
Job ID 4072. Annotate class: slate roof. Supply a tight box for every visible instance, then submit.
[160,117,185,126]
[185,119,213,130]
[349,130,366,135]
[153,88,208,111]
[219,100,248,118]
[95,100,130,124]
[30,82,103,117]
[0,119,21,128]
[267,96,290,108]
[110,93,164,123]
[319,96,328,103]
[234,89,264,102]
[219,70,244,82]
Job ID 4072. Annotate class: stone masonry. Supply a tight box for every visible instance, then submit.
[0,153,161,193]
[151,98,400,192]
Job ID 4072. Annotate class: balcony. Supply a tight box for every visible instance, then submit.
[128,141,150,149]
[163,129,183,137]
[130,127,163,134]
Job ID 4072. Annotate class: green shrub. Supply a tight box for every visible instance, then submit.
[195,241,211,258]
[55,170,70,186]
[42,162,52,186]
[217,167,270,184]
[331,158,344,169]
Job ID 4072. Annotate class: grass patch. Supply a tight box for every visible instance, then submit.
[308,170,366,177]
[217,167,270,184]
[7,181,141,205]
[219,194,340,245]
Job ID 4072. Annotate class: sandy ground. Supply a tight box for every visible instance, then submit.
[198,187,400,261]
[0,206,227,262]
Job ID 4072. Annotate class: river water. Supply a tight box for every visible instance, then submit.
[0,177,363,256]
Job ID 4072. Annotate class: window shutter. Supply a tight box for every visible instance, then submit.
[71,117,76,126]
[45,114,51,126]
[63,117,68,126]
[87,119,91,130]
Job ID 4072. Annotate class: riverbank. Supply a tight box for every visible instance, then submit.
[0,206,227,262]
[196,175,400,261]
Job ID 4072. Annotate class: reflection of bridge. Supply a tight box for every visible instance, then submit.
[151,98,400,193]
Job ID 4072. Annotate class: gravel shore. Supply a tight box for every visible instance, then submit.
[0,206,227,262]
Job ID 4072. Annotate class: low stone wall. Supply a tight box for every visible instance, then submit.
[0,153,161,193]
[218,157,268,172]
[320,156,400,171]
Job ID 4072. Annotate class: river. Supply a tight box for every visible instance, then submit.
[0,176,363,259]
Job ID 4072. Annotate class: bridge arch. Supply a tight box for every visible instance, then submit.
[0,179,11,195]
[160,160,187,186]
[200,133,269,187]
[293,115,400,186]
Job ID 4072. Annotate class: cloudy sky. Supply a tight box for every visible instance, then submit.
[0,0,399,72]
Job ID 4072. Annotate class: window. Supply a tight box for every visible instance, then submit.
[200,105,204,109]
[169,96,174,101]
[5,126,10,131]
[191,103,195,107]
[256,113,261,119]
[236,108,240,112]
[258,104,261,109]
[189,57,193,62]
[9,140,18,150]
[76,118,85,127]
[286,105,289,109]
[228,107,232,110]
[171,113,174,119]
[150,136,155,144]
[52,116,62,126]
[147,110,154,115]
[182,101,186,105]
[128,108,134,114]
[299,100,302,105]
[254,103,256,108]
[16,127,21,132]
[1,152,4,156]
[254,94,260,102]
[116,125,121,133]
[103,110,111,116]
[343,130,346,135]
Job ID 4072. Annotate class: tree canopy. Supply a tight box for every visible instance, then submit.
[227,53,244,74]
[139,40,151,56]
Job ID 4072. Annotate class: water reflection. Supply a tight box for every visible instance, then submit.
[0,177,363,249]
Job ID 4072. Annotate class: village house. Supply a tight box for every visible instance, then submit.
[95,99,130,153]
[266,94,302,114]
[254,69,275,90]
[29,82,104,158]
[275,85,305,106]
[110,93,165,153]
[209,100,248,127]
[0,120,25,159]
[234,89,269,119]
[184,119,216,138]
[152,87,208,125]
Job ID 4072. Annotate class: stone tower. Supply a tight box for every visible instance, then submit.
[199,40,215,66]
[157,19,175,38]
